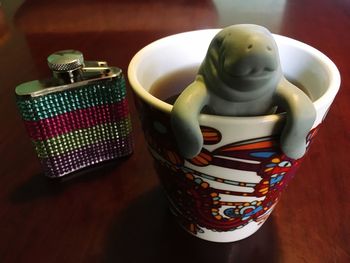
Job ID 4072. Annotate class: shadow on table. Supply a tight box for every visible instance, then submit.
[104,187,280,263]
[9,157,127,203]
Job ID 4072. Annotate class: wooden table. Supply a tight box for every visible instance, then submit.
[0,0,349,262]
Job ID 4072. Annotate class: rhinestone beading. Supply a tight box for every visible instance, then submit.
[17,77,133,177]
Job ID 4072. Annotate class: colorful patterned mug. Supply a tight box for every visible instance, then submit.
[128,29,340,242]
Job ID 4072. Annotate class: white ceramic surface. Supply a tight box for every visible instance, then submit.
[128,29,340,242]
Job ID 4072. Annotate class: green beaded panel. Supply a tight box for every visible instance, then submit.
[33,120,132,158]
[17,78,127,121]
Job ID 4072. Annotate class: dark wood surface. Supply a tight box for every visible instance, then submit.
[0,0,349,262]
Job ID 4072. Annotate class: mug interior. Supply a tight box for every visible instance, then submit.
[128,29,340,122]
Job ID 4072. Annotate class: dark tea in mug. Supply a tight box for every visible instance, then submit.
[149,66,198,104]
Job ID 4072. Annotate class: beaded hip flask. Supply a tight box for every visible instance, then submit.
[15,50,133,178]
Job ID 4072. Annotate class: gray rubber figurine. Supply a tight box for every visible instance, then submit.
[171,24,316,160]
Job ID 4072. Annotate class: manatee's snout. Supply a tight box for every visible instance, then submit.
[222,34,278,78]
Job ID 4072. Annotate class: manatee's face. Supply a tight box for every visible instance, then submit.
[206,25,281,94]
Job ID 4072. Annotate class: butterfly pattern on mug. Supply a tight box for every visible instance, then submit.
[139,103,320,235]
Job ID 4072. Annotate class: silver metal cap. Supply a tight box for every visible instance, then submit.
[47,50,84,72]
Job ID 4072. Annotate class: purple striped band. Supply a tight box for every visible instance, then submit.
[40,134,133,177]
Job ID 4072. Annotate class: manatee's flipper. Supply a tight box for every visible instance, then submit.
[275,78,316,159]
[171,77,209,158]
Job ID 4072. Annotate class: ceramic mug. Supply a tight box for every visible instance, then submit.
[128,29,340,242]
